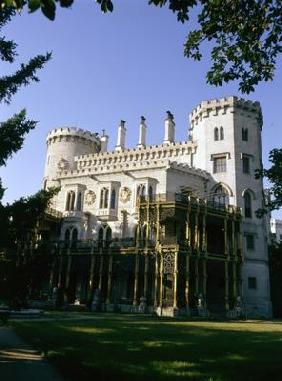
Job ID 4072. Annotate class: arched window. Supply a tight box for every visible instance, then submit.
[98,227,104,246]
[137,184,146,203]
[220,126,224,140]
[65,192,71,211]
[110,189,116,209]
[70,191,75,211]
[100,187,109,209]
[244,192,252,218]
[105,226,112,246]
[214,127,219,141]
[76,192,82,211]
[148,185,153,201]
[71,228,78,248]
[214,185,229,206]
[65,229,70,243]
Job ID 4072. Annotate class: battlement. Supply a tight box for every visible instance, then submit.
[57,157,210,181]
[46,127,100,144]
[74,140,196,168]
[189,96,261,126]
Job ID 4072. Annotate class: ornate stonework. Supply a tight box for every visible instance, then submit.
[84,190,96,205]
[120,187,131,203]
[57,158,69,170]
[163,252,175,274]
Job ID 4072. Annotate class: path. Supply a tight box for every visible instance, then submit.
[0,326,65,381]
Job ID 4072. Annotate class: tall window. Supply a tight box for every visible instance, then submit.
[71,228,78,248]
[220,126,224,140]
[213,185,229,206]
[242,156,250,174]
[213,157,226,173]
[65,229,70,243]
[246,234,255,250]
[148,185,153,201]
[98,227,104,246]
[244,192,252,218]
[214,127,219,141]
[137,184,146,201]
[110,189,116,209]
[76,192,82,211]
[242,128,248,141]
[100,187,109,209]
[248,277,257,289]
[105,226,112,247]
[66,191,75,211]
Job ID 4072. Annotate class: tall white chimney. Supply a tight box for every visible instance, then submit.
[100,129,109,152]
[163,111,175,144]
[137,116,147,148]
[115,120,126,151]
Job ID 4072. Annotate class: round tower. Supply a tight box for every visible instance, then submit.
[43,127,100,188]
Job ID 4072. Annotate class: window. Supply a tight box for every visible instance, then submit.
[242,128,248,141]
[220,126,224,140]
[65,229,70,243]
[100,187,109,209]
[242,156,250,174]
[66,191,75,211]
[213,185,229,206]
[214,127,219,141]
[71,228,78,248]
[213,157,226,173]
[76,192,82,211]
[137,184,146,202]
[246,234,255,250]
[244,192,252,218]
[148,185,153,201]
[248,277,257,289]
[110,189,116,209]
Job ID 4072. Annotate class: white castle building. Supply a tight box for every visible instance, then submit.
[43,96,272,317]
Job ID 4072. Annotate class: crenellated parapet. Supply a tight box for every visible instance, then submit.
[75,140,197,169]
[57,157,210,182]
[46,127,100,147]
[189,96,262,127]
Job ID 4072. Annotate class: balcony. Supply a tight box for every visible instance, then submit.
[97,208,118,221]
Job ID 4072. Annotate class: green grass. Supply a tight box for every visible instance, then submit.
[12,314,282,381]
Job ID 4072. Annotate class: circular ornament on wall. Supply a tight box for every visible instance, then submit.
[57,158,69,170]
[84,190,96,205]
[120,187,132,203]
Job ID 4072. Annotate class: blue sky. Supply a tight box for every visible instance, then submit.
[1,1,281,217]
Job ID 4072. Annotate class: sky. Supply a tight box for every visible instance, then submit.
[1,1,282,218]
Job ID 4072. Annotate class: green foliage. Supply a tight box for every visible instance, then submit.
[0,7,51,199]
[256,148,282,216]
[0,187,58,249]
[1,0,282,92]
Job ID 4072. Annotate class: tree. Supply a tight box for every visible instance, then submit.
[0,7,51,198]
[256,148,282,217]
[0,8,53,303]
[1,0,282,93]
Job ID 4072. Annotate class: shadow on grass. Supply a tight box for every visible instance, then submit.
[13,315,282,381]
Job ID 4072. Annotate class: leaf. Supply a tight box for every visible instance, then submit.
[41,0,56,21]
[59,0,74,7]
[28,0,41,13]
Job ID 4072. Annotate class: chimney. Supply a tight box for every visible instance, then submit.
[163,111,175,144]
[115,120,126,151]
[137,116,147,148]
[100,129,109,152]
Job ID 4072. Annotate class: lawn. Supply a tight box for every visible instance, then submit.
[13,314,282,381]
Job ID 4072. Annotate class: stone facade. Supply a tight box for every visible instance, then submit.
[43,97,272,317]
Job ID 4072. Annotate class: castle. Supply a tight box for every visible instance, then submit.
[43,96,272,317]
